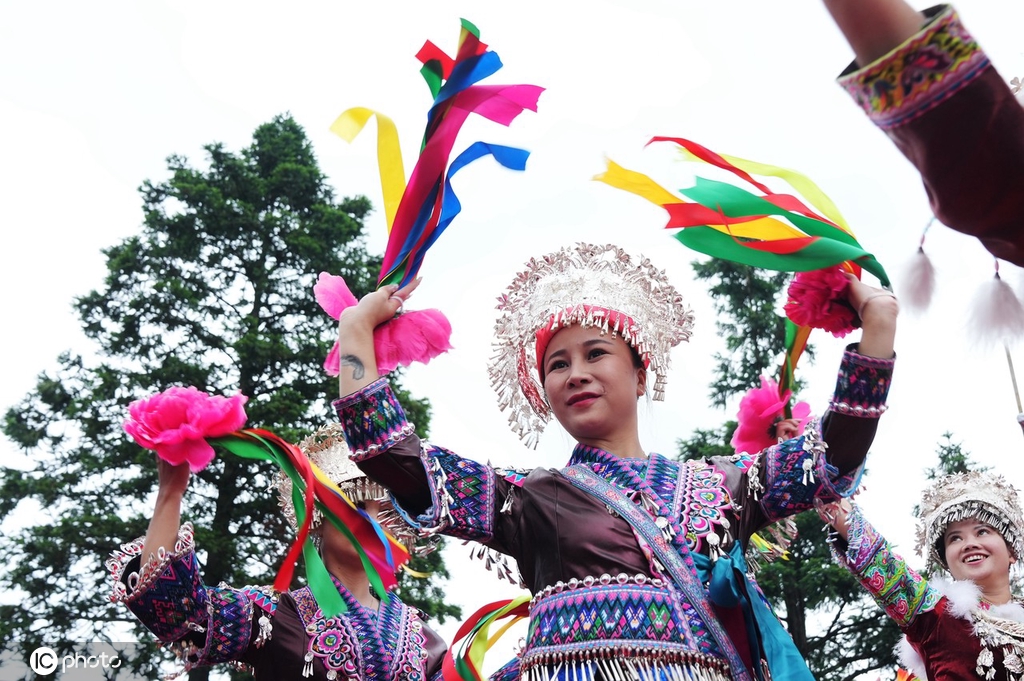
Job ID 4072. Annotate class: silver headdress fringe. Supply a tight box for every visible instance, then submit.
[489,243,695,447]
[916,470,1024,571]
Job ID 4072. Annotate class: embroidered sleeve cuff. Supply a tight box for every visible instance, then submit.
[837,5,989,130]
[106,524,208,642]
[828,344,894,418]
[757,420,864,521]
[333,378,415,462]
[393,444,496,542]
[830,505,940,627]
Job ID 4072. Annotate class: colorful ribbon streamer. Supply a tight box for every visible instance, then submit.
[597,137,888,287]
[332,19,543,290]
[210,429,409,617]
[443,594,531,681]
[598,137,889,413]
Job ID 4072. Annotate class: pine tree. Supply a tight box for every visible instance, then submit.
[0,115,457,679]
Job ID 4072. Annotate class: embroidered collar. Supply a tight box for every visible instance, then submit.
[566,444,735,556]
[293,578,427,681]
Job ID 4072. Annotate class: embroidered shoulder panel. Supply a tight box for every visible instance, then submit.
[678,459,735,554]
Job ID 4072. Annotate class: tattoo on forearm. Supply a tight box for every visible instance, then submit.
[340,354,366,380]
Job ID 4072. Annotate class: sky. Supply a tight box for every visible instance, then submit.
[3,0,1024,673]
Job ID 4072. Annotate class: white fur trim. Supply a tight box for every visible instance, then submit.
[895,636,927,681]
[989,600,1024,623]
[936,576,983,620]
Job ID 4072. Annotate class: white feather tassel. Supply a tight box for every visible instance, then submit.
[898,246,937,313]
[968,271,1024,348]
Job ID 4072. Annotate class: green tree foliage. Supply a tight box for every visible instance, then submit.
[690,260,792,407]
[925,431,987,480]
[0,115,457,679]
[678,258,898,681]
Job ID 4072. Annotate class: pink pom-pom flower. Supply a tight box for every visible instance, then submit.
[784,266,858,338]
[123,387,248,472]
[731,376,811,455]
[315,272,454,376]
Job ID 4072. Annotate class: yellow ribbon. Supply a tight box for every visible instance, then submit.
[596,160,808,241]
[467,593,531,673]
[676,148,854,234]
[331,107,406,232]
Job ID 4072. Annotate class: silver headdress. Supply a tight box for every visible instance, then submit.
[916,470,1024,570]
[489,243,695,446]
[274,423,425,553]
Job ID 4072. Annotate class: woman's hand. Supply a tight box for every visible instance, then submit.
[775,418,802,441]
[338,279,421,335]
[156,458,191,501]
[844,273,898,358]
[337,278,421,396]
[815,497,855,540]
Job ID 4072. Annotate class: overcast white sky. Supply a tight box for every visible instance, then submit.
[3,0,1024,671]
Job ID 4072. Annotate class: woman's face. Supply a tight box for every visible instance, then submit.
[943,518,1016,585]
[321,499,382,563]
[541,324,646,444]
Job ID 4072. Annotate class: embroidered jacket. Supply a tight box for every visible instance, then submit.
[335,345,893,681]
[830,504,1024,680]
[838,4,1024,266]
[107,524,446,681]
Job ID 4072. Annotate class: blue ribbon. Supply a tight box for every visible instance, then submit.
[692,543,815,681]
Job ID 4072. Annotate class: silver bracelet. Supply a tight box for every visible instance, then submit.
[857,291,897,318]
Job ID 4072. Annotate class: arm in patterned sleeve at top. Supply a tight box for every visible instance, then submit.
[835,3,1024,266]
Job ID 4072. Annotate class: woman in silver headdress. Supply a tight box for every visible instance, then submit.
[108,424,446,680]
[334,243,899,681]
[822,471,1024,680]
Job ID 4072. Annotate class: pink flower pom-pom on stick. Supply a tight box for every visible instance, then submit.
[123,386,248,472]
[315,272,454,376]
[314,273,358,318]
[731,376,811,455]
[784,266,859,338]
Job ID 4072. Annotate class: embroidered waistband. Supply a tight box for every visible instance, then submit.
[525,583,721,667]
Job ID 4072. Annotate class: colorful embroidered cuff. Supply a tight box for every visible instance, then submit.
[333,378,414,462]
[183,586,255,667]
[830,506,939,628]
[107,524,208,642]
[837,5,989,130]
[828,344,895,418]
[759,421,862,522]
[394,444,496,542]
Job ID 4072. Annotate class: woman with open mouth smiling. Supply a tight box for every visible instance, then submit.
[821,471,1024,679]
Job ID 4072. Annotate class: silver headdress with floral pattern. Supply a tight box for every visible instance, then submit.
[489,243,695,447]
[916,470,1024,570]
[274,423,425,552]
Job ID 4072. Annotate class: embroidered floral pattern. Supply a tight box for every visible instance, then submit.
[677,461,733,554]
[838,6,989,129]
[333,379,414,461]
[293,583,427,681]
[830,505,939,628]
